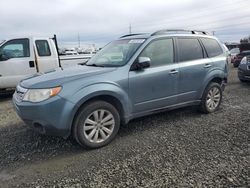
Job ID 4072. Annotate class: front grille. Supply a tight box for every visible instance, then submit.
[14,85,27,102]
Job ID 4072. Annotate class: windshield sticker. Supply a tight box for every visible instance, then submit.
[128,39,145,44]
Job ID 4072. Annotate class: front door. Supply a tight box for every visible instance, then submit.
[0,38,37,89]
[129,38,179,113]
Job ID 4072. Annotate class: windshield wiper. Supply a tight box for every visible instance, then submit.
[85,64,105,67]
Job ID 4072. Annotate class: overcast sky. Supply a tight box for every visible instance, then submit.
[0,0,249,47]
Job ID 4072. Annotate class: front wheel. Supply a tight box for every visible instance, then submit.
[199,82,222,113]
[72,101,120,149]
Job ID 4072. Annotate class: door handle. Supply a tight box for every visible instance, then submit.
[29,61,35,68]
[204,63,212,68]
[169,69,178,74]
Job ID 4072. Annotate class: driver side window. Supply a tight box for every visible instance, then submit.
[0,39,30,60]
[140,38,174,67]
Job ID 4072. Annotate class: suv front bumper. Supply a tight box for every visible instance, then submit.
[13,94,76,138]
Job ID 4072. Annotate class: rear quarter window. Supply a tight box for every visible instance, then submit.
[35,40,51,56]
[200,38,223,57]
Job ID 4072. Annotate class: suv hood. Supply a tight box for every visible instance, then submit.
[20,65,116,88]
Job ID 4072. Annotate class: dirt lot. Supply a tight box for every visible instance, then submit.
[0,66,249,188]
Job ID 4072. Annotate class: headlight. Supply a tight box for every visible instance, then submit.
[240,56,247,65]
[23,86,61,103]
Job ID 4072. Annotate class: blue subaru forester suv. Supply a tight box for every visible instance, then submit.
[13,30,228,148]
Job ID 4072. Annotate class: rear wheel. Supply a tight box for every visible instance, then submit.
[72,100,120,149]
[199,82,222,113]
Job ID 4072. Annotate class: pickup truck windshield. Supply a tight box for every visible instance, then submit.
[86,39,145,67]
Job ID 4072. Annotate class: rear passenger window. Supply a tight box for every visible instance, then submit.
[140,38,174,67]
[200,38,223,57]
[35,40,51,56]
[177,38,203,62]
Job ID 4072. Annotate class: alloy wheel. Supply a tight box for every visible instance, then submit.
[206,87,221,111]
[83,109,115,143]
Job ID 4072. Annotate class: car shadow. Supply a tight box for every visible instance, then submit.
[0,90,14,102]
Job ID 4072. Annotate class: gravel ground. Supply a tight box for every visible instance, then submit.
[0,66,249,188]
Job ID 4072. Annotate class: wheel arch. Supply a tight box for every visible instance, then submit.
[68,84,132,134]
[200,71,227,99]
[73,94,126,125]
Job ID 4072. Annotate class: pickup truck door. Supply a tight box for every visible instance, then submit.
[0,38,37,89]
[34,39,59,72]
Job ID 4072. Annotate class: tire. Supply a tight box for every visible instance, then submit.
[72,100,120,149]
[199,82,222,113]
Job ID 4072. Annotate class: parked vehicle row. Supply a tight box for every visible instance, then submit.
[13,29,229,149]
[238,55,250,82]
[231,50,250,67]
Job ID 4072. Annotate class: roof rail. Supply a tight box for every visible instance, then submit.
[120,33,145,38]
[151,29,210,36]
[192,30,210,35]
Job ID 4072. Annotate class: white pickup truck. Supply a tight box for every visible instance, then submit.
[0,35,92,90]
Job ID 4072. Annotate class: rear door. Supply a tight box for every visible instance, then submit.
[0,38,37,89]
[176,37,211,103]
[34,38,59,72]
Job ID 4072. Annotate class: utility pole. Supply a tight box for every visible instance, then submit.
[129,23,132,34]
[77,33,80,48]
[212,31,215,36]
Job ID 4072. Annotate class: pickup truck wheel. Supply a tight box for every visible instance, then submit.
[199,82,222,113]
[73,101,120,149]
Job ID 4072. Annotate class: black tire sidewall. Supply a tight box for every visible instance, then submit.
[201,82,222,113]
[74,101,120,148]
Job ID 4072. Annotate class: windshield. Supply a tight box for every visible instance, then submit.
[86,39,145,67]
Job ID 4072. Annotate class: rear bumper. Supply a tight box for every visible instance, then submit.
[13,95,76,138]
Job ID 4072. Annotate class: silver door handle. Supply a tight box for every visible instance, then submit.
[169,70,178,74]
[204,64,212,68]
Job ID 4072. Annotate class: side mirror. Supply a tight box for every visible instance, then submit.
[0,53,8,61]
[131,57,151,71]
[0,54,4,61]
